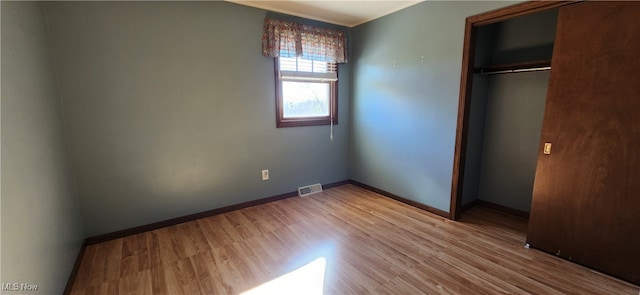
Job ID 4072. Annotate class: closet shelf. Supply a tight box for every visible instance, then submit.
[475,60,552,75]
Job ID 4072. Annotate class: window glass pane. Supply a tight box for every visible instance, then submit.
[282,81,330,118]
[313,61,328,73]
[279,56,331,73]
[279,57,298,71]
[297,59,313,72]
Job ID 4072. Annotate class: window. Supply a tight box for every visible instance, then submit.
[275,56,338,128]
[262,17,346,128]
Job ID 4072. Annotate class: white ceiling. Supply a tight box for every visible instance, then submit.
[226,0,424,27]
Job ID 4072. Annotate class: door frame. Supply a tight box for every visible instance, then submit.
[449,0,575,220]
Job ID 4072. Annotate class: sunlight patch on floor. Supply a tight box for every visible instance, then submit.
[241,257,327,295]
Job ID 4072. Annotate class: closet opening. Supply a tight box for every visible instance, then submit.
[449,1,570,221]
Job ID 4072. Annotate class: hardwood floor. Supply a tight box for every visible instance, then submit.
[70,184,639,294]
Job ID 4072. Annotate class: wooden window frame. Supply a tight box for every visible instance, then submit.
[274,58,338,128]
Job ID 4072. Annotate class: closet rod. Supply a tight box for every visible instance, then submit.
[475,60,552,76]
[480,66,551,75]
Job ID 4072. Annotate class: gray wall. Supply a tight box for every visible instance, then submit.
[490,9,558,64]
[349,1,516,212]
[460,25,496,206]
[461,76,490,206]
[477,72,549,212]
[42,1,350,236]
[1,2,84,293]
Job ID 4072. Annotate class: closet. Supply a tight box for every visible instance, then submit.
[451,1,640,286]
[460,9,558,216]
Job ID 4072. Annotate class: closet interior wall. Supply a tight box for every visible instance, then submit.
[461,9,558,213]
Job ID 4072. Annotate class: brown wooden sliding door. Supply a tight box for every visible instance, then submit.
[527,1,640,285]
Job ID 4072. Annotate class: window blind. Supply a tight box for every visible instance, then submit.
[279,57,337,81]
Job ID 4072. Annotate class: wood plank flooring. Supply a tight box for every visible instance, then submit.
[70,184,639,294]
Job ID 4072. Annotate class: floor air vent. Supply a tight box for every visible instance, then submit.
[298,183,323,197]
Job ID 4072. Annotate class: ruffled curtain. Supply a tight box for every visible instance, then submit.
[262,18,348,63]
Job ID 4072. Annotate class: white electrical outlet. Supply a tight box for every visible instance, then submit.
[261,169,269,181]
